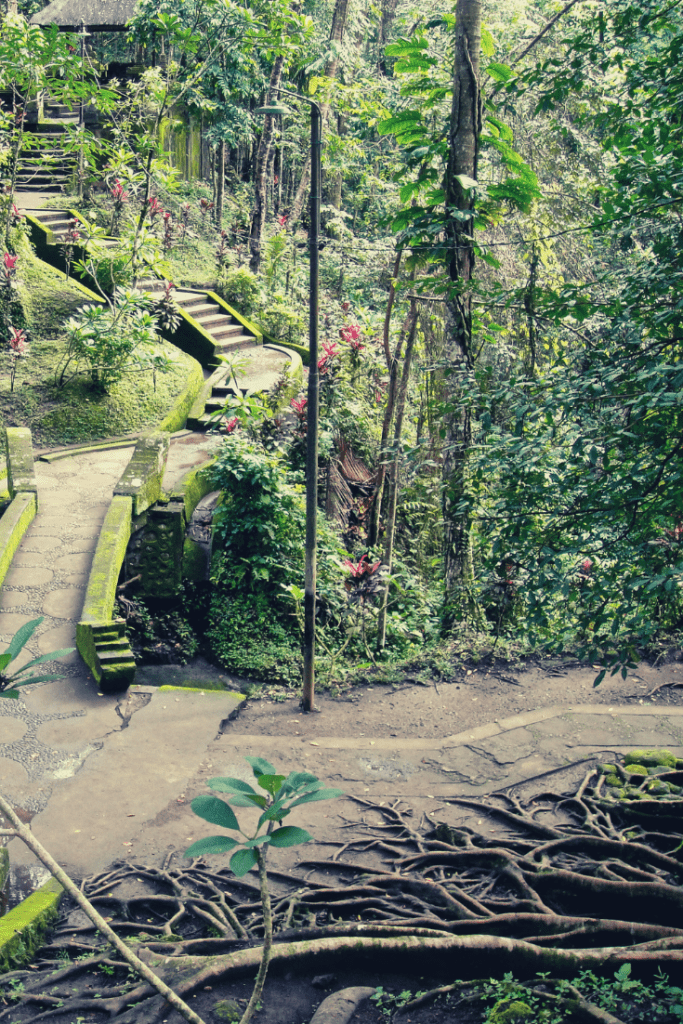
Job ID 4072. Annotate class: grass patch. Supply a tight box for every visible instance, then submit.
[1,228,200,448]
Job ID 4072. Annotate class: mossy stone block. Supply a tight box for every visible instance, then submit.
[5,428,37,498]
[183,536,209,582]
[80,495,132,625]
[157,359,204,433]
[0,492,37,588]
[114,432,170,517]
[0,875,63,972]
[625,749,677,769]
[140,503,184,597]
[626,764,648,776]
[171,459,216,521]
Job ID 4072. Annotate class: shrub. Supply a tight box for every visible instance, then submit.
[216,267,260,317]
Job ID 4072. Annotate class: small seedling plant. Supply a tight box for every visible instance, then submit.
[185,757,342,1024]
[0,616,74,697]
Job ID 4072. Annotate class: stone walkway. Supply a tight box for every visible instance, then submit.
[0,436,682,882]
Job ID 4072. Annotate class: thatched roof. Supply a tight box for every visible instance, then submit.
[30,0,139,31]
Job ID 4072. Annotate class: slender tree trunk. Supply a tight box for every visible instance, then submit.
[249,55,285,273]
[368,250,402,547]
[289,0,349,229]
[215,140,226,227]
[377,299,418,649]
[442,0,482,621]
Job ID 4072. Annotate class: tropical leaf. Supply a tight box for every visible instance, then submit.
[190,795,239,831]
[245,756,276,778]
[184,835,239,857]
[6,617,42,660]
[230,848,258,876]
[207,776,257,795]
[269,825,313,847]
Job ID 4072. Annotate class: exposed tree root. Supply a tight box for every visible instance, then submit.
[4,757,683,1023]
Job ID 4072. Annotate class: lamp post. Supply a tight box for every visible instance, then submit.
[256,91,322,712]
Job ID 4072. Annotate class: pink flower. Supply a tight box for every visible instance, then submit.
[290,396,307,415]
[147,196,164,220]
[3,253,17,272]
[322,340,340,359]
[8,327,28,356]
[278,214,288,226]
[11,204,23,223]
[343,554,382,579]
[339,323,362,344]
[111,179,128,203]
[341,301,350,312]
[225,416,239,433]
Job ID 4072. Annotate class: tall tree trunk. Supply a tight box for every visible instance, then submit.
[249,55,285,273]
[376,298,418,649]
[441,0,482,622]
[214,141,225,227]
[289,0,349,228]
[368,250,403,547]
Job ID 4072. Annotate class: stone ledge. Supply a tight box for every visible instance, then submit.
[113,432,170,517]
[0,874,63,972]
[0,492,38,588]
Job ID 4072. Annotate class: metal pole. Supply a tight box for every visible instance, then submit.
[302,100,321,712]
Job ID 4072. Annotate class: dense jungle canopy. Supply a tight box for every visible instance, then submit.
[1,0,682,686]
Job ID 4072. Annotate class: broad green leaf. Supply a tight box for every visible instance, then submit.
[190,795,239,831]
[245,756,276,778]
[0,690,20,699]
[207,777,257,795]
[6,617,42,661]
[12,674,65,687]
[269,826,313,848]
[481,26,495,57]
[223,793,267,808]
[486,62,513,84]
[289,788,344,808]
[13,649,75,676]
[279,772,320,796]
[376,112,421,136]
[0,653,12,673]
[257,774,285,795]
[184,835,239,857]
[230,848,258,876]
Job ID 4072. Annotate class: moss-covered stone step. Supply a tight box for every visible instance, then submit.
[0,875,63,973]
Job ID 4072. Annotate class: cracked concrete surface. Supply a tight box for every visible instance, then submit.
[2,442,683,878]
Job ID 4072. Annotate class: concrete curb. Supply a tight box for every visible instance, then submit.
[0,875,63,972]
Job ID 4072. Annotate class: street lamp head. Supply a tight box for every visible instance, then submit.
[255,103,292,116]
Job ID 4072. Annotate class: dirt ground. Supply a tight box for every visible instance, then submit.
[235,654,683,740]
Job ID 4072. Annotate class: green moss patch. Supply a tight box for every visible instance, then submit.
[0,875,63,972]
[1,229,201,448]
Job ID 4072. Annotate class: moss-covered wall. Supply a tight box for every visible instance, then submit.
[170,458,217,522]
[113,432,170,517]
[80,495,132,625]
[0,875,63,973]
[0,492,37,589]
[157,359,204,433]
[139,502,185,597]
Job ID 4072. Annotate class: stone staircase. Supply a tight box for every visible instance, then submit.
[138,279,257,361]
[86,620,136,694]
[19,216,296,432]
[17,120,77,194]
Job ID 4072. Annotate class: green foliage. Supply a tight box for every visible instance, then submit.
[58,290,171,393]
[185,756,342,874]
[0,617,74,698]
[216,267,261,317]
